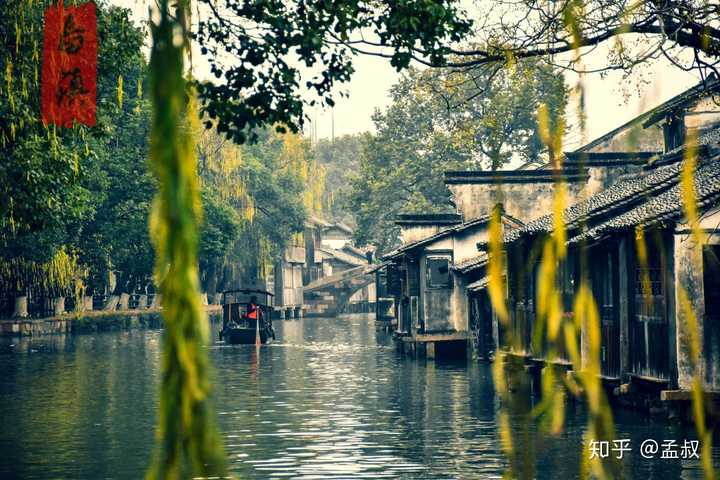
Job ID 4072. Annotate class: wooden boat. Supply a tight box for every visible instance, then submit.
[220,288,275,345]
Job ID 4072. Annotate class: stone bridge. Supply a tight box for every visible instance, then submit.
[303,265,376,317]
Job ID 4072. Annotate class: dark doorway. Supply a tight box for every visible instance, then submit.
[703,245,720,389]
[631,232,670,379]
[590,244,620,378]
[470,290,494,361]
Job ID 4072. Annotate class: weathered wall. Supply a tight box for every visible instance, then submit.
[673,228,705,390]
[399,225,444,245]
[284,245,306,263]
[584,164,645,195]
[452,227,488,264]
[448,181,585,225]
[586,123,664,153]
[450,273,469,333]
[686,97,720,131]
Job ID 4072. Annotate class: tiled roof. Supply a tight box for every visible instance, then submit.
[467,277,489,292]
[319,247,367,267]
[568,156,720,244]
[452,252,489,274]
[505,130,720,244]
[383,214,491,260]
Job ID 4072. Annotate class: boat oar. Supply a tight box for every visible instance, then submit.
[255,315,261,347]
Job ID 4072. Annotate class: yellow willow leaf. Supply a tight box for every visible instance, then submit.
[691,376,706,436]
[117,75,124,108]
[552,117,566,167]
[547,291,563,342]
[503,49,516,72]
[536,241,555,317]
[498,412,513,456]
[634,226,651,299]
[15,21,20,54]
[73,152,79,176]
[492,352,507,393]
[564,321,581,366]
[553,183,567,254]
[701,432,715,480]
[678,287,701,363]
[488,206,509,325]
[550,388,565,435]
[574,283,601,374]
[537,103,551,147]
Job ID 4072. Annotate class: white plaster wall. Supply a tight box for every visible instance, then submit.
[400,225,442,245]
[453,228,488,263]
[322,238,349,250]
[448,182,584,225]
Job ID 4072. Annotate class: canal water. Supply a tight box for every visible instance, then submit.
[0,314,717,479]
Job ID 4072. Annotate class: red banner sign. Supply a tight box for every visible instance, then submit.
[41,1,97,128]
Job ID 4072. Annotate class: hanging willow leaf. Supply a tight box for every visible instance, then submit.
[145,0,228,478]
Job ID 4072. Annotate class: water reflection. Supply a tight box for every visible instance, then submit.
[0,315,717,479]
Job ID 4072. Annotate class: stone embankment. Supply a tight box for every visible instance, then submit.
[0,306,221,337]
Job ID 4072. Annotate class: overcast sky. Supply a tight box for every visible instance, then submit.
[115,0,701,151]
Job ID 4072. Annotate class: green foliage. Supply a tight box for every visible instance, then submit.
[199,189,241,264]
[197,126,311,292]
[348,61,567,255]
[0,0,152,296]
[314,134,367,224]
[145,0,227,477]
[194,0,472,143]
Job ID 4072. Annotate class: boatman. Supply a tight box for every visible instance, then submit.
[247,296,259,322]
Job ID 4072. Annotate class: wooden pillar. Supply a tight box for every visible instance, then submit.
[118,293,130,310]
[427,341,436,359]
[618,237,630,377]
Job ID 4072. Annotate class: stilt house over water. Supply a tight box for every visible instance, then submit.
[378,76,720,413]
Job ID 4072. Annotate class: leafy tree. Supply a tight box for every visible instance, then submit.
[313,134,368,224]
[348,61,567,255]
[336,1,720,77]
[0,1,151,301]
[194,0,472,143]
[196,126,317,294]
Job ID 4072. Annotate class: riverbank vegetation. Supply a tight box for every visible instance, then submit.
[0,1,328,318]
[2,0,718,478]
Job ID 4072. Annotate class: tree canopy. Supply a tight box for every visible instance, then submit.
[348,61,568,255]
[193,0,472,143]
[338,1,719,76]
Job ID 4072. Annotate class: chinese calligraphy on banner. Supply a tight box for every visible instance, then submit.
[41,1,97,127]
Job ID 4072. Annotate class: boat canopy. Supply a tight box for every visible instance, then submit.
[222,288,274,307]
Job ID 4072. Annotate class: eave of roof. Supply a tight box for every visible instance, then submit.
[452,252,489,274]
[444,169,589,185]
[505,133,720,244]
[467,277,489,292]
[383,214,491,260]
[318,247,367,266]
[567,156,720,245]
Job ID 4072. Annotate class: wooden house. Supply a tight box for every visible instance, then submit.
[383,213,521,359]
[497,77,720,407]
